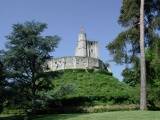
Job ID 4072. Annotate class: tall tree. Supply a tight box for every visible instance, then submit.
[107,0,160,109]
[2,21,60,111]
[107,0,160,64]
[140,0,147,110]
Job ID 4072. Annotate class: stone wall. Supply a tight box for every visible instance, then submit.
[47,56,106,71]
[86,41,98,58]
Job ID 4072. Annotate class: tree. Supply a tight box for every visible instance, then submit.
[2,21,60,112]
[107,0,160,64]
[140,0,147,110]
[107,0,160,109]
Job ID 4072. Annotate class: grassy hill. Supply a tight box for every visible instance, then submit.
[51,69,138,100]
[44,69,139,112]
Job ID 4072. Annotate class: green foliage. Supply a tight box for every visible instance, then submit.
[51,70,137,101]
[146,47,160,109]
[107,0,160,64]
[107,0,160,110]
[122,68,137,86]
[37,69,139,114]
[122,46,160,109]
[1,21,60,111]
[0,108,24,115]
[0,115,24,120]
[0,61,7,113]
[122,62,140,87]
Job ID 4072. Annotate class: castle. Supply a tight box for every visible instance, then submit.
[75,28,98,58]
[47,28,108,71]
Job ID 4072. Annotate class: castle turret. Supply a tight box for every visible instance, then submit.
[75,27,87,57]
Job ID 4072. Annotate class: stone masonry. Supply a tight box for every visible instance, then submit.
[47,56,106,71]
[47,28,108,71]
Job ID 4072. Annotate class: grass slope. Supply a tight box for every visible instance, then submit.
[34,111,160,120]
[50,69,138,104]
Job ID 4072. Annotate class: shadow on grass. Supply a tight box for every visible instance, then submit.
[0,114,85,120]
[34,114,87,120]
[0,115,24,120]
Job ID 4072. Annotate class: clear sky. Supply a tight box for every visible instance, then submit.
[0,0,125,80]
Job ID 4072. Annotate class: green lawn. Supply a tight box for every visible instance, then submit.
[34,111,160,120]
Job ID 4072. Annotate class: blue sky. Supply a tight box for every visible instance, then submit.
[0,0,125,80]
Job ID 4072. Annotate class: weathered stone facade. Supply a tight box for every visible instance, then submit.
[47,28,108,71]
[75,28,98,58]
[47,56,106,71]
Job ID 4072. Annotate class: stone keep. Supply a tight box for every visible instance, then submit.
[47,28,108,71]
[75,29,98,58]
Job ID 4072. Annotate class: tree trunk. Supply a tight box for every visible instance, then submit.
[140,0,147,110]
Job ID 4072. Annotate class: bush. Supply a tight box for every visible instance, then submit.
[0,105,3,113]
[1,107,24,115]
[30,104,138,114]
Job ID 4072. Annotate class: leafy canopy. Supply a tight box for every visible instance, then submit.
[107,0,160,64]
[107,0,160,109]
[2,21,60,109]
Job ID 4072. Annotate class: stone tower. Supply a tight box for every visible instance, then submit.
[47,27,108,72]
[75,28,98,58]
[75,28,87,57]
